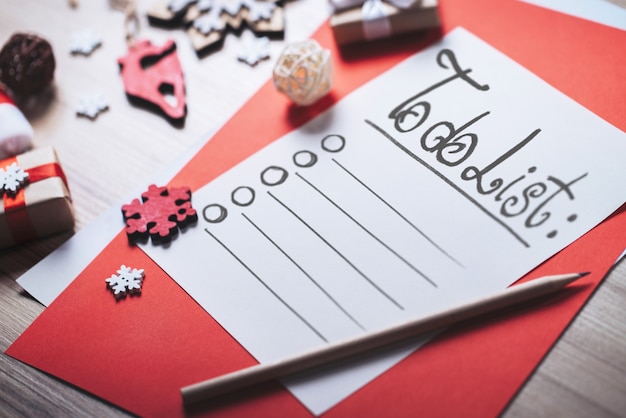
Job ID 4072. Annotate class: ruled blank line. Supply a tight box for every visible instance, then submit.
[267,191,404,310]
[241,213,366,332]
[203,227,328,342]
[331,158,464,268]
[296,172,438,288]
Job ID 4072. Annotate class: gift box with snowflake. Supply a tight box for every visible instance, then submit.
[330,0,441,46]
[0,147,74,249]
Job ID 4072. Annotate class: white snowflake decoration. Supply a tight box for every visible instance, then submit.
[168,0,196,13]
[69,30,102,56]
[237,36,270,66]
[76,94,109,120]
[244,0,275,21]
[193,0,276,35]
[105,265,145,300]
[193,8,226,34]
[0,162,29,195]
[196,0,213,12]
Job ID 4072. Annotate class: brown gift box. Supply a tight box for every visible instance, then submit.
[0,147,74,249]
[330,0,440,46]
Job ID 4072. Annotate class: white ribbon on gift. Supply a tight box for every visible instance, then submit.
[330,0,417,40]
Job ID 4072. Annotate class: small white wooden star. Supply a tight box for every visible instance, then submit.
[0,162,29,195]
[76,94,109,120]
[70,29,102,56]
[237,36,270,66]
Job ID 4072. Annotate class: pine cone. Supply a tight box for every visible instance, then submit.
[0,33,55,97]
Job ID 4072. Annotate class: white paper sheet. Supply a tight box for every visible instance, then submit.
[142,28,626,414]
[521,0,626,31]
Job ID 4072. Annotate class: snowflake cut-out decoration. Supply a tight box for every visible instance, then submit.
[242,0,276,21]
[237,36,270,66]
[70,29,102,56]
[192,0,277,35]
[167,0,210,13]
[0,162,29,195]
[193,7,226,34]
[168,0,194,13]
[149,0,283,57]
[76,94,109,120]
[105,265,145,300]
[121,184,198,244]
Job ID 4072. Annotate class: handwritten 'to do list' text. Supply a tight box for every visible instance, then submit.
[374,48,587,245]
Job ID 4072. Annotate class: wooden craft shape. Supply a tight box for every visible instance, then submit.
[147,0,285,57]
[118,39,187,124]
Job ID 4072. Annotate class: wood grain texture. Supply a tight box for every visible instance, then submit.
[505,261,626,418]
[1,1,624,417]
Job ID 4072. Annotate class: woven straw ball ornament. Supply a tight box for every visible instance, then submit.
[272,40,332,106]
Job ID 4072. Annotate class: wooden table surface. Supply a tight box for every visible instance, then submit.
[1,1,625,417]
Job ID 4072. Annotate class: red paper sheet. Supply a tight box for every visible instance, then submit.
[7,0,626,417]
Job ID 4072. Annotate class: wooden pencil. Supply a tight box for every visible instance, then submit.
[181,272,587,406]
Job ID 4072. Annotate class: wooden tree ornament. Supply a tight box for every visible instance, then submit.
[148,0,285,57]
[147,0,194,26]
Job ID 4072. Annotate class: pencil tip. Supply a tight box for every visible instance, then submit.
[551,271,589,287]
[558,271,589,287]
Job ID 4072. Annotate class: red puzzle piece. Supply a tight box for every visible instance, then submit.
[121,184,197,244]
[118,39,187,124]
